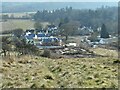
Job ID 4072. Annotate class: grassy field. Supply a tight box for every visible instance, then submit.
[1,19,49,32]
[0,11,49,32]
[0,30,118,88]
[90,48,118,58]
[1,12,36,18]
[1,19,35,32]
[1,48,119,88]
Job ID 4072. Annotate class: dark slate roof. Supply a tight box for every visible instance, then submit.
[37,33,46,37]
[46,34,50,37]
[26,34,35,39]
[53,37,58,41]
[43,38,52,42]
[37,33,50,37]
[42,37,60,43]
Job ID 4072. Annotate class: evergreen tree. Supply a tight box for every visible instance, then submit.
[100,24,109,38]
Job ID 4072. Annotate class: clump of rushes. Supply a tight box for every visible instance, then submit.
[44,75,54,80]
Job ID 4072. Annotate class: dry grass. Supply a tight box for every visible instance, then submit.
[90,48,118,57]
[1,54,118,88]
[1,19,49,32]
[1,12,36,18]
[1,19,35,32]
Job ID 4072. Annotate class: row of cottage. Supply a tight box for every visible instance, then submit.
[23,26,63,46]
[21,24,117,48]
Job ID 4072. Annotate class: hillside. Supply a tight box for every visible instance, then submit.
[1,2,119,89]
[1,48,119,88]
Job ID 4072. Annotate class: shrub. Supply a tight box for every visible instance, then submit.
[12,28,24,38]
[14,38,41,56]
[1,36,13,56]
[42,49,51,58]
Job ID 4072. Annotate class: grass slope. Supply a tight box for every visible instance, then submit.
[1,55,118,88]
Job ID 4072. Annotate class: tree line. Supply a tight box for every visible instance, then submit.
[34,6,118,35]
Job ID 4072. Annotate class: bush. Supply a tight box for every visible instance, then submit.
[1,36,13,56]
[1,30,12,34]
[42,49,51,58]
[12,28,24,38]
[14,38,41,56]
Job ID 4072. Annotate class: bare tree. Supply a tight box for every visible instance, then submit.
[1,36,12,56]
[60,21,80,41]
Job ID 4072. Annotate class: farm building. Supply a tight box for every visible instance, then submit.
[79,26,93,36]
[24,33,35,44]
[86,36,118,48]
[47,25,57,30]
[24,30,63,47]
[47,25,58,36]
[99,37,118,44]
